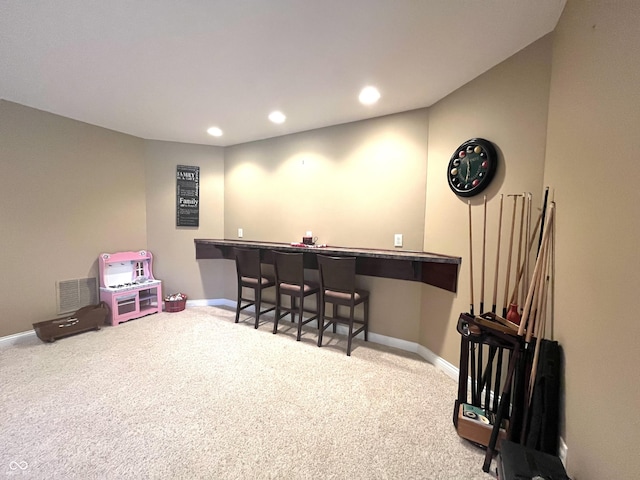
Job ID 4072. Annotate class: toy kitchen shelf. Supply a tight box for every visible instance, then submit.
[98,250,163,326]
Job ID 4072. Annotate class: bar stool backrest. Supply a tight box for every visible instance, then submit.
[318,255,356,296]
[234,247,261,280]
[274,251,304,286]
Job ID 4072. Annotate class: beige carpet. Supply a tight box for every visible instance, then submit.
[1,306,496,479]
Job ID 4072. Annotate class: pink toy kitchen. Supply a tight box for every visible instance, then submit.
[98,250,163,325]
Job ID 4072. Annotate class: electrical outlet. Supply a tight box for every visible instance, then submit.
[558,437,568,467]
[238,228,243,238]
[394,234,403,247]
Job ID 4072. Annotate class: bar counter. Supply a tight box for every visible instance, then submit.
[194,239,461,293]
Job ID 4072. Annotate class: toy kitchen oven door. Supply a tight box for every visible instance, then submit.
[99,250,163,325]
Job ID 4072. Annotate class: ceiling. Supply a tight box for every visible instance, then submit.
[1,1,566,147]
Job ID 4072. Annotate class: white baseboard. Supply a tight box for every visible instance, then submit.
[368,331,418,354]
[417,344,460,380]
[371,334,459,381]
[186,298,236,308]
[0,329,37,348]
[0,299,461,383]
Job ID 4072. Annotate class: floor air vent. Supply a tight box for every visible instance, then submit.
[56,277,98,315]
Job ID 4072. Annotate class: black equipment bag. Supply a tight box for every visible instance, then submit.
[525,339,561,454]
[498,440,569,480]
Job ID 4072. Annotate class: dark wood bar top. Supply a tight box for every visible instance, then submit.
[194,239,461,293]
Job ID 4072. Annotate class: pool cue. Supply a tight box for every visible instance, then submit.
[480,195,487,314]
[549,199,556,340]
[520,269,550,445]
[468,200,475,316]
[525,242,546,343]
[491,194,504,314]
[522,225,549,340]
[519,211,551,338]
[527,225,552,344]
[472,194,497,409]
[468,199,479,405]
[514,194,526,294]
[506,194,526,322]
[528,262,551,405]
[519,203,555,337]
[525,192,550,335]
[478,196,487,406]
[509,194,535,303]
[509,210,542,307]
[502,195,519,317]
[523,193,532,307]
[527,202,555,341]
[537,187,549,255]
[487,194,505,410]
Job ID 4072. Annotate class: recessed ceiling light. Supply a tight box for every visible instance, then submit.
[268,111,286,124]
[207,126,223,137]
[359,86,381,105]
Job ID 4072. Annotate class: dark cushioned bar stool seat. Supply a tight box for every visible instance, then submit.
[273,251,320,340]
[317,255,370,356]
[233,247,275,329]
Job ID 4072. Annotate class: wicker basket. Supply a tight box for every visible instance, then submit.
[164,294,187,313]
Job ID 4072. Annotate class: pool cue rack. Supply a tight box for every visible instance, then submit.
[453,312,527,472]
[457,192,559,473]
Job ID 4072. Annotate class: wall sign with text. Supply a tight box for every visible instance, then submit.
[176,165,199,227]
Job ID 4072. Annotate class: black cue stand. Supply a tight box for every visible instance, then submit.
[454,312,527,472]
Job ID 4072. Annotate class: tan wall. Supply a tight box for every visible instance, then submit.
[422,35,553,365]
[144,140,226,300]
[223,111,429,341]
[224,110,428,249]
[0,100,147,336]
[544,1,640,478]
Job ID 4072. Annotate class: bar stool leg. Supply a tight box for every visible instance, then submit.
[235,284,242,323]
[273,289,280,334]
[315,292,321,329]
[318,299,325,347]
[364,300,369,341]
[290,296,296,324]
[347,304,355,356]
[254,288,261,329]
[296,295,304,341]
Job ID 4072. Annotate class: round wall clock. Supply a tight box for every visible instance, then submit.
[447,138,497,197]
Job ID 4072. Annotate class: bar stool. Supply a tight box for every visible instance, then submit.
[317,255,370,356]
[273,251,320,340]
[233,247,275,329]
